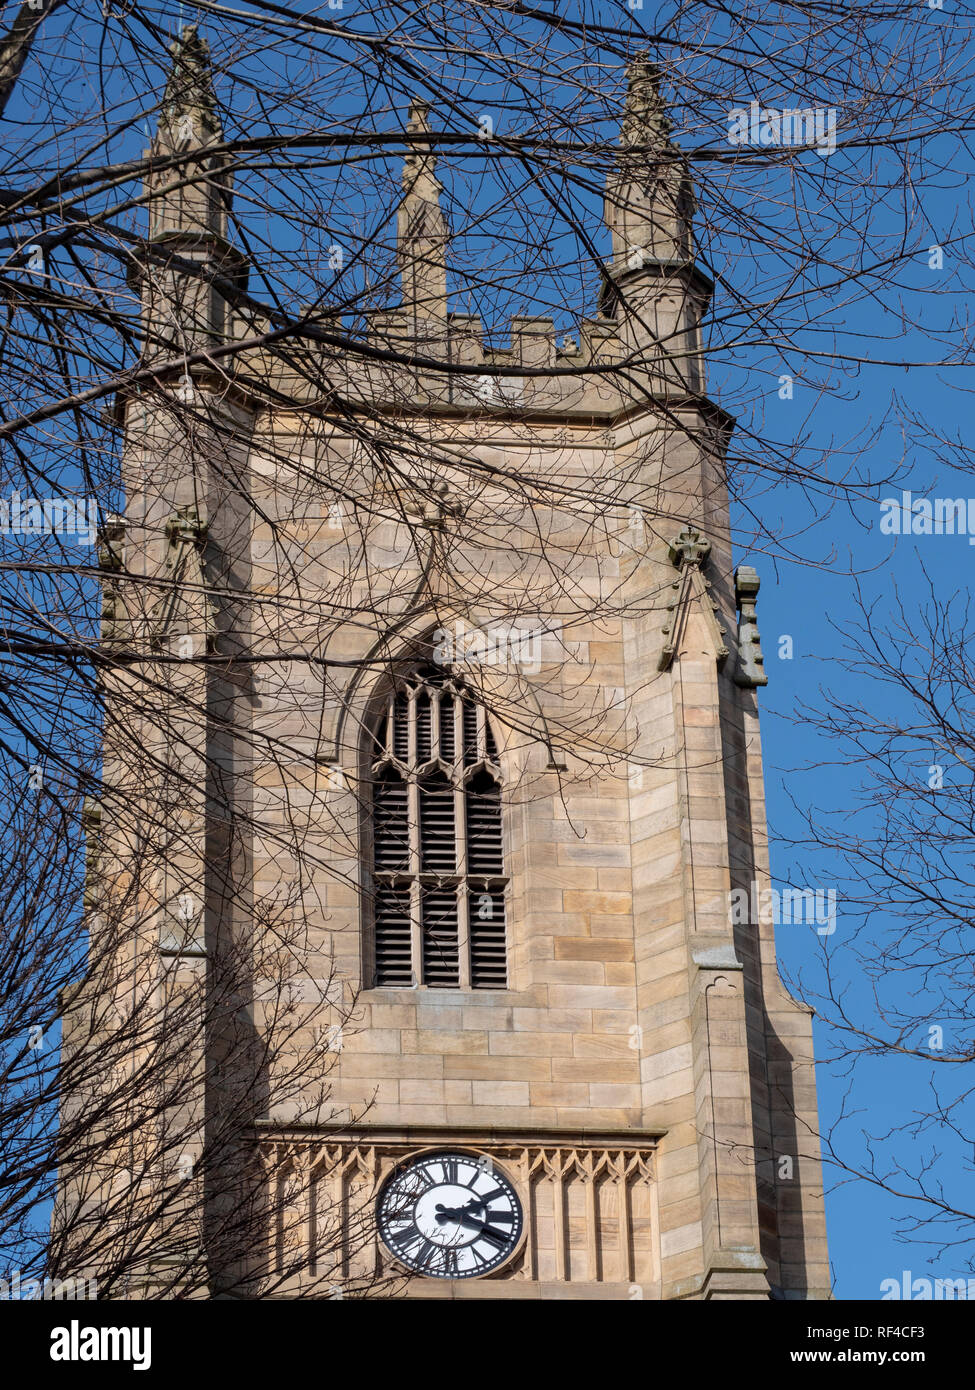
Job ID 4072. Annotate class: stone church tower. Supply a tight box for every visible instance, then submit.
[70,30,829,1300]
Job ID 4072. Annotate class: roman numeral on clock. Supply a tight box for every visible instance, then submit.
[390,1226,438,1267]
[389,1225,422,1252]
[415,1238,438,1267]
[477,1186,509,1206]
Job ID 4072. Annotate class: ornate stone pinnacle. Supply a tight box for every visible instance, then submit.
[621,56,674,149]
[397,101,448,323]
[733,565,768,688]
[161,25,221,143]
[402,101,442,199]
[97,515,125,573]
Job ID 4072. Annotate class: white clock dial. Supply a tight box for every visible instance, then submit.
[377,1150,523,1278]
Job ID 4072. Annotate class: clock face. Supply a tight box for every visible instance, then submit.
[377,1150,523,1278]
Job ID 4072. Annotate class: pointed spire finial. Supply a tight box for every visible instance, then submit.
[402,101,444,206]
[137,25,247,357]
[156,24,222,151]
[397,101,448,327]
[621,56,674,150]
[145,26,231,244]
[603,56,695,280]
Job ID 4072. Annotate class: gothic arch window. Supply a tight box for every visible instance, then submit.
[367,665,507,989]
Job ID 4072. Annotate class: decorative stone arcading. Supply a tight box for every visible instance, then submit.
[164,504,208,552]
[256,1132,658,1294]
[81,798,102,909]
[149,505,216,651]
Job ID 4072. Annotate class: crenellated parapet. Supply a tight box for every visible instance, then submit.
[129,37,717,425]
[217,56,713,418]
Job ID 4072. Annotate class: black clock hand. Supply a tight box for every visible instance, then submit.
[456,1210,489,1232]
[432,1199,510,1253]
[434,1203,472,1226]
[434,1198,488,1228]
[448,1209,509,1245]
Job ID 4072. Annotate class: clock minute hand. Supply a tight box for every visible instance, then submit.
[434,1200,486,1229]
[434,1202,508,1251]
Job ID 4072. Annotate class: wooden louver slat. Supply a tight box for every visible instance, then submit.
[415,691,432,764]
[420,775,455,872]
[370,665,507,990]
[469,888,507,989]
[462,699,478,765]
[439,695,455,761]
[374,885,412,986]
[421,886,460,987]
[373,772,409,871]
[465,771,503,874]
[392,692,409,761]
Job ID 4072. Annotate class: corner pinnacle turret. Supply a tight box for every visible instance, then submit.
[599,57,708,393]
[146,25,229,243]
[157,25,223,149]
[397,102,448,326]
[138,26,246,356]
[604,57,695,276]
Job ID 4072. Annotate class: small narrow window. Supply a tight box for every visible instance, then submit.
[368,666,507,989]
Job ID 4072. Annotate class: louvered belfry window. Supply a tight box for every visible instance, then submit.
[369,666,507,989]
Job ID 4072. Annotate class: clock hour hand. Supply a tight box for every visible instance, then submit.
[437,1207,507,1248]
[434,1198,488,1229]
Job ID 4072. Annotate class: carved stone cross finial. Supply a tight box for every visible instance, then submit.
[165,505,207,552]
[667,526,712,569]
[659,525,727,670]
